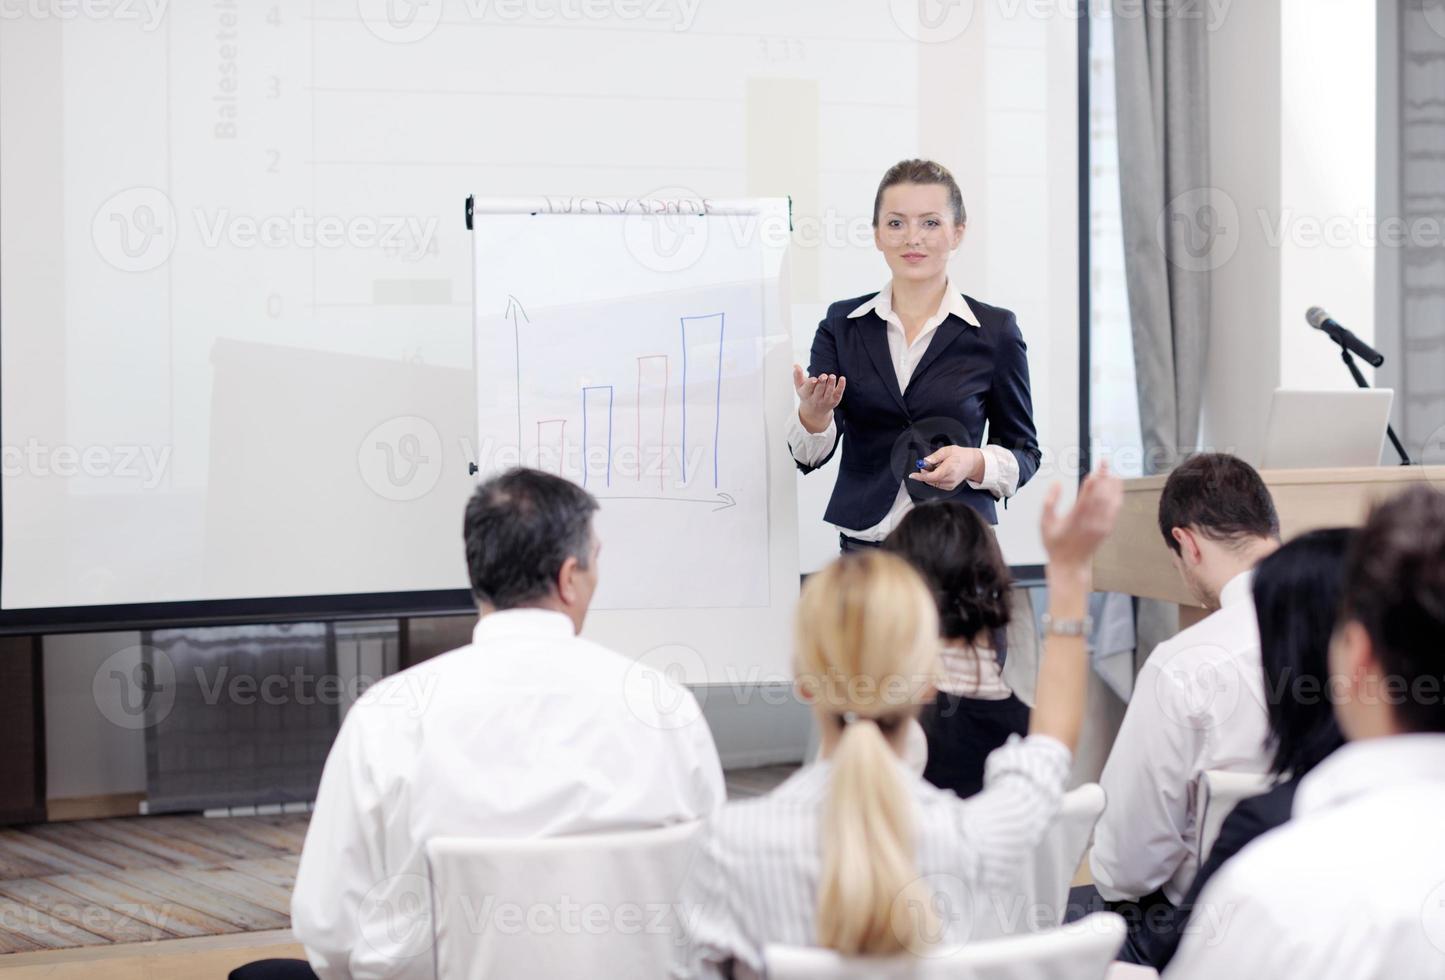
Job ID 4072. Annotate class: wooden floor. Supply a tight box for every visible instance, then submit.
[0,813,307,955]
[0,765,798,961]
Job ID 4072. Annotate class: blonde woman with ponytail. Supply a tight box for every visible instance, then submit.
[677,465,1123,978]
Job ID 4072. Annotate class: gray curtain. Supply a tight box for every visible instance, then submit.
[1112,0,1213,661]
[1112,0,1212,474]
[1399,1,1445,461]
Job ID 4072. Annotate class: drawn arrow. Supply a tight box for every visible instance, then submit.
[594,492,736,512]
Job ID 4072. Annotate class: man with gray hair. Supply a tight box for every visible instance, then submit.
[245,468,724,980]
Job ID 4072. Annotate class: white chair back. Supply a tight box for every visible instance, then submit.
[1193,769,1272,866]
[977,782,1105,936]
[424,822,702,980]
[764,911,1126,979]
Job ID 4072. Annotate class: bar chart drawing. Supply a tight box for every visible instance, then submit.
[680,313,725,489]
[475,273,770,609]
[581,385,615,488]
[635,355,669,491]
[536,419,566,476]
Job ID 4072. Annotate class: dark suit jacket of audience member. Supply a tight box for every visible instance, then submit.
[1134,776,1301,970]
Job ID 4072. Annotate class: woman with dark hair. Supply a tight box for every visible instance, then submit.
[787,159,1041,552]
[1131,527,1353,969]
[884,499,1029,798]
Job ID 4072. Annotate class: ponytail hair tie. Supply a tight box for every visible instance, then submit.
[841,710,860,726]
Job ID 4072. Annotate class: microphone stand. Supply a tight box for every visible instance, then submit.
[1336,346,1412,465]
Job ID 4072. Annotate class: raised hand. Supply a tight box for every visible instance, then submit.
[1040,461,1124,573]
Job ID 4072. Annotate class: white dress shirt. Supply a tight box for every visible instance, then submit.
[676,734,1072,978]
[1165,735,1445,979]
[1090,571,1272,905]
[291,608,725,980]
[788,280,1021,543]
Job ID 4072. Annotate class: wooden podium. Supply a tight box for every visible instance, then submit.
[1093,466,1445,620]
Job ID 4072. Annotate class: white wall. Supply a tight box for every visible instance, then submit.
[1204,0,1376,462]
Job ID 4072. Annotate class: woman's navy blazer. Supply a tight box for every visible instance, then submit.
[794,290,1042,530]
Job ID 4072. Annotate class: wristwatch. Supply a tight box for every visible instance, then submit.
[1040,613,1094,637]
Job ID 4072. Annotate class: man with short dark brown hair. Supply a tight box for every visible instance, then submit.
[1168,484,1445,979]
[1091,454,1281,908]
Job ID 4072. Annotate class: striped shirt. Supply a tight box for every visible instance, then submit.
[937,643,1013,700]
[675,734,1072,979]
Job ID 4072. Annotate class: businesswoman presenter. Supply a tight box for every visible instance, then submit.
[791,159,1041,552]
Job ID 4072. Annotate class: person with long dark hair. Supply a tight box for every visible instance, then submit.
[884,499,1029,798]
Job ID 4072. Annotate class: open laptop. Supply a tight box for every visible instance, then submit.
[1259,388,1394,469]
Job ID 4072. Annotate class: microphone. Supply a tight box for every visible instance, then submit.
[1306,307,1384,368]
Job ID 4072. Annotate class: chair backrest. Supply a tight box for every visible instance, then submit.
[764,911,1126,979]
[424,821,702,980]
[1194,769,1273,866]
[980,782,1105,936]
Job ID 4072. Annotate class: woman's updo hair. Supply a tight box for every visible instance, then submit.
[884,500,1012,643]
[872,159,966,227]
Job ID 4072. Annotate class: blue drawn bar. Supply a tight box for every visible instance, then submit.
[581,385,615,488]
[680,313,725,489]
